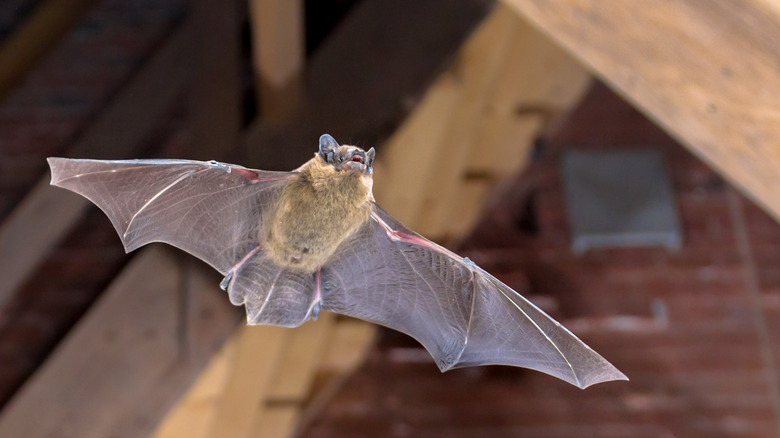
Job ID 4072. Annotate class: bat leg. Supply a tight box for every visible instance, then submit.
[307,268,323,321]
[310,302,322,320]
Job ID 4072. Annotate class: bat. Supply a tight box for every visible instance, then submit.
[47,134,627,389]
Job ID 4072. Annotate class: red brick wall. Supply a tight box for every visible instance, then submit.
[302,83,780,438]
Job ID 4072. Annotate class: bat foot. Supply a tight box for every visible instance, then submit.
[309,301,322,321]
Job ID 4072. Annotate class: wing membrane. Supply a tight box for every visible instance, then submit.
[322,203,626,388]
[48,158,291,275]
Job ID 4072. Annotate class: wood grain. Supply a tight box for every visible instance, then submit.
[376,5,590,240]
[205,326,290,438]
[504,0,780,222]
[0,247,232,438]
[249,0,305,121]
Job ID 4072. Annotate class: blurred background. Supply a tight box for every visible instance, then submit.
[1,0,779,437]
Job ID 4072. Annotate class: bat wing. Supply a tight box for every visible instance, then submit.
[321,203,627,389]
[47,158,292,276]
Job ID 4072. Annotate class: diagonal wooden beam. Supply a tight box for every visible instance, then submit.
[504,0,780,223]
[0,0,97,101]
[375,4,590,240]
[0,22,193,312]
[0,247,237,438]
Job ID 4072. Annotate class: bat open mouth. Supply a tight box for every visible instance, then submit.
[339,150,370,173]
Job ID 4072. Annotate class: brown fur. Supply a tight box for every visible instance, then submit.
[265,151,373,272]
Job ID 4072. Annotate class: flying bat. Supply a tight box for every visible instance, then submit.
[47,134,627,389]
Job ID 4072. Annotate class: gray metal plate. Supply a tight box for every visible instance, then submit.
[561,149,682,253]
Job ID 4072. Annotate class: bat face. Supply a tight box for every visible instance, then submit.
[318,134,375,174]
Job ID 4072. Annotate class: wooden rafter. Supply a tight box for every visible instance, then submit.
[504,0,780,223]
[0,247,238,438]
[249,0,305,121]
[376,4,591,240]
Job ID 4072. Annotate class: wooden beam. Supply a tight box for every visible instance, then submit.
[204,326,290,438]
[375,5,591,240]
[0,0,97,101]
[0,22,193,312]
[0,247,237,438]
[503,0,780,222]
[249,0,305,121]
[151,338,237,438]
[153,315,370,438]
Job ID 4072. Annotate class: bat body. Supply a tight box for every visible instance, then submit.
[47,134,627,389]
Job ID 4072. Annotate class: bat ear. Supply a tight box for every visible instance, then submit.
[366,147,376,167]
[319,134,339,163]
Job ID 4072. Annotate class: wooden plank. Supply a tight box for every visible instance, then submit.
[411,8,519,238]
[407,6,592,239]
[0,247,232,438]
[443,7,591,238]
[320,319,377,372]
[0,0,97,101]
[370,4,584,238]
[248,0,305,121]
[154,313,368,438]
[503,0,780,222]
[205,326,289,438]
[0,22,193,311]
[250,406,299,438]
[152,339,237,438]
[292,319,377,435]
[371,73,463,225]
[266,313,337,401]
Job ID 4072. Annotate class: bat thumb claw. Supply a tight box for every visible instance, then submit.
[219,272,233,290]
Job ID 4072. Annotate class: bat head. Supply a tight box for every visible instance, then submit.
[318,134,375,175]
